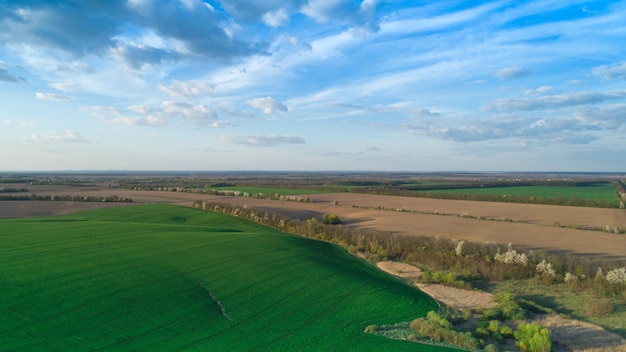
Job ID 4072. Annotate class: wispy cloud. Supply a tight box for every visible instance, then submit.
[483,91,626,112]
[592,62,626,80]
[495,66,528,79]
[222,134,305,146]
[49,82,80,92]
[247,97,288,114]
[35,92,74,101]
[22,130,89,143]
[158,79,214,97]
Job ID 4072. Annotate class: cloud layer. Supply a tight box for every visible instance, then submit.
[1,1,625,171]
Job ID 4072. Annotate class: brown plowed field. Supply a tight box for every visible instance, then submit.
[3,184,626,261]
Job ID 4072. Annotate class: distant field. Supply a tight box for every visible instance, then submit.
[210,186,329,195]
[418,183,619,203]
[0,204,452,351]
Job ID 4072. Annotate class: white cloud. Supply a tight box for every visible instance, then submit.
[222,134,305,146]
[82,105,168,127]
[592,62,626,80]
[247,97,288,114]
[495,66,528,79]
[158,79,214,97]
[302,0,379,30]
[49,82,79,92]
[263,9,290,27]
[23,130,89,143]
[483,90,626,112]
[162,100,219,126]
[35,92,74,101]
[110,115,168,127]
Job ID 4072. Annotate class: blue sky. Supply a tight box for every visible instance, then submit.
[1,0,625,171]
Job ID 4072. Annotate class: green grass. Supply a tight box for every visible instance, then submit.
[489,280,626,338]
[420,183,618,202]
[0,204,454,351]
[210,186,329,195]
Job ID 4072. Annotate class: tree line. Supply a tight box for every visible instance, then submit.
[0,194,132,202]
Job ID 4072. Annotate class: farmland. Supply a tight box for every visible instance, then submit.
[414,183,620,207]
[209,186,329,195]
[0,204,453,351]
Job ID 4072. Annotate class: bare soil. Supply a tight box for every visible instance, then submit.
[3,184,626,261]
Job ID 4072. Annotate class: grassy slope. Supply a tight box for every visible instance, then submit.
[0,204,454,351]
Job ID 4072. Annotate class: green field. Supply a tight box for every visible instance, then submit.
[420,183,618,202]
[0,204,452,351]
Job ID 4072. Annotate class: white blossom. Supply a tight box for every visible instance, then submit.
[564,272,578,282]
[494,249,528,265]
[536,260,556,277]
[605,267,626,284]
[595,267,604,281]
[455,240,464,256]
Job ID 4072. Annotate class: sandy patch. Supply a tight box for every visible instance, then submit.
[376,261,496,310]
[376,261,422,278]
[533,315,626,352]
[414,283,497,311]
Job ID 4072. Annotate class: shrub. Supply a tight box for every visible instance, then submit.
[499,325,514,337]
[485,344,499,352]
[514,322,551,352]
[536,260,556,278]
[487,320,500,333]
[605,267,626,284]
[322,213,342,225]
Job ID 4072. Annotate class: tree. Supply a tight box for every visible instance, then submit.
[322,213,341,225]
[514,322,551,352]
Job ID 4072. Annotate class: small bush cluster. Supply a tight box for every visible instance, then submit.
[514,322,551,352]
[494,249,528,266]
[322,213,342,225]
[409,311,481,350]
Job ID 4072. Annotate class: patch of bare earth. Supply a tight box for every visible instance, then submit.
[534,315,626,352]
[377,261,625,352]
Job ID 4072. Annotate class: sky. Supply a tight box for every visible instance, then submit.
[1,0,625,172]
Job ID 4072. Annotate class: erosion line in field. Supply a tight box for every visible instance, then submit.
[204,286,234,324]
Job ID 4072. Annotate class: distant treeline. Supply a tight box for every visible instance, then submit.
[0,187,29,193]
[0,194,132,202]
[193,200,625,296]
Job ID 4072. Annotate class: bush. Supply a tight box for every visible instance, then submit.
[322,213,342,225]
[514,322,551,352]
[485,344,499,352]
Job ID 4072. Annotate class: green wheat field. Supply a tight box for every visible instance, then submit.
[0,204,454,351]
